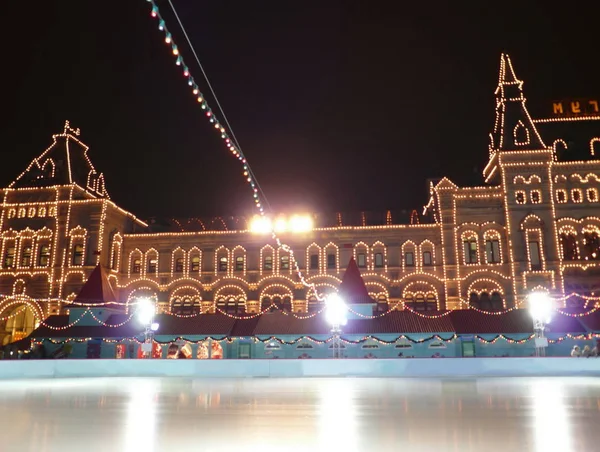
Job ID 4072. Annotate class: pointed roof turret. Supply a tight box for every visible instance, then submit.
[10,121,109,197]
[485,54,547,182]
[489,54,546,152]
[73,265,118,306]
[338,257,372,304]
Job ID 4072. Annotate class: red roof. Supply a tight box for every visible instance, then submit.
[339,257,372,304]
[449,309,533,334]
[73,265,118,305]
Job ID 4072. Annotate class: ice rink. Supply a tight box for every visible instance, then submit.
[1,376,599,452]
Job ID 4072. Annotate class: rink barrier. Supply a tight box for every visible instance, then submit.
[0,357,599,379]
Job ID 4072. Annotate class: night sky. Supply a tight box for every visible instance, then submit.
[1,1,599,220]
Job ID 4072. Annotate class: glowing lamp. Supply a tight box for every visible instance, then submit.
[250,215,272,234]
[136,298,155,325]
[274,217,287,233]
[528,291,553,324]
[150,322,160,332]
[289,215,313,233]
[325,293,347,326]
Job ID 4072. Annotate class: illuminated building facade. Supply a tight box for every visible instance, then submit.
[2,54,600,348]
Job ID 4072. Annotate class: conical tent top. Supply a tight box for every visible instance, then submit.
[338,257,372,304]
[72,265,118,305]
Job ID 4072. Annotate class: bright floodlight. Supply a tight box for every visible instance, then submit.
[325,293,347,326]
[150,322,160,332]
[249,215,272,234]
[136,298,155,325]
[289,215,313,233]
[528,291,553,323]
[273,217,288,233]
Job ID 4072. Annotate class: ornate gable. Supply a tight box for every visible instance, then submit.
[10,121,109,197]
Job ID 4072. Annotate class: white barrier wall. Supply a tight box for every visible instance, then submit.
[1,358,599,379]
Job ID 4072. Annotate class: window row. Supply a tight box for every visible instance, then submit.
[555,188,598,204]
[515,190,542,204]
[402,251,434,267]
[2,243,52,269]
[462,238,501,264]
[560,231,600,261]
[355,252,384,269]
[468,292,504,311]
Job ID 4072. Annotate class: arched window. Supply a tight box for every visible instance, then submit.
[3,244,15,269]
[190,256,200,272]
[490,292,504,311]
[235,256,244,271]
[425,293,437,311]
[175,257,184,273]
[38,245,51,267]
[402,241,416,269]
[147,257,158,274]
[21,246,32,267]
[462,234,478,264]
[72,244,84,266]
[261,297,273,312]
[374,252,384,268]
[583,231,600,260]
[469,293,479,309]
[415,294,425,311]
[307,244,321,273]
[479,292,491,311]
[280,255,290,271]
[375,294,389,313]
[218,256,228,272]
[272,296,283,310]
[514,121,530,145]
[485,235,501,264]
[282,296,292,312]
[225,298,244,315]
[132,258,141,274]
[326,253,336,269]
[263,255,273,271]
[560,233,578,260]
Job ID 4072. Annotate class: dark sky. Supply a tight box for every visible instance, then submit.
[1,1,598,220]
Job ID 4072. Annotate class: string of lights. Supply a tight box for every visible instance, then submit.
[34,332,600,347]
[142,0,325,300]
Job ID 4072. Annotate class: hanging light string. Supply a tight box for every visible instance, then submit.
[144,0,324,300]
[165,0,271,213]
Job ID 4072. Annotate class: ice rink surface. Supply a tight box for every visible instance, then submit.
[1,376,599,452]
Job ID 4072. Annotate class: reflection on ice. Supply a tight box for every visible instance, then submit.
[532,380,573,452]
[0,376,598,452]
[124,379,158,452]
[319,379,358,452]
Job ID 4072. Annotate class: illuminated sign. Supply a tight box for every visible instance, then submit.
[552,99,599,117]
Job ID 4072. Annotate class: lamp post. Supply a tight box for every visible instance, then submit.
[325,293,347,359]
[136,298,159,359]
[528,291,553,357]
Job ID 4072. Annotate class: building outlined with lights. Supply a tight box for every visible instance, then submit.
[1,54,600,352]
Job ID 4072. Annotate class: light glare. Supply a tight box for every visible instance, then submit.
[325,293,347,326]
[528,291,553,323]
[136,298,155,325]
[249,216,272,234]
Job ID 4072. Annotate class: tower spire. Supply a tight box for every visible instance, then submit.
[489,53,546,153]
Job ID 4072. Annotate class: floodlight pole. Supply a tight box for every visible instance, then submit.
[533,318,546,357]
[331,324,342,359]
